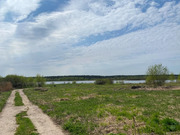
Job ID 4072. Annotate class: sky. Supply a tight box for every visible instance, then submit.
[0,0,180,76]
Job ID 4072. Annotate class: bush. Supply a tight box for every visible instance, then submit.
[146,64,169,87]
[5,75,27,88]
[35,74,46,87]
[95,79,113,85]
[0,82,13,92]
[178,74,180,83]
[161,118,180,132]
[72,81,76,84]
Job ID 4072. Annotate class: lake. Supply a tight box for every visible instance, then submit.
[46,80,146,84]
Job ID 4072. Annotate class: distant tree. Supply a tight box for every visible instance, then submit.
[146,64,169,87]
[169,73,175,83]
[0,76,3,82]
[178,74,180,83]
[5,75,27,88]
[27,77,36,87]
[35,74,46,87]
[95,79,113,85]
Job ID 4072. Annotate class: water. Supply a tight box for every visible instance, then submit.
[46,80,146,84]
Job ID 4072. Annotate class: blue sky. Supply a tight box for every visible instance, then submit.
[0,0,180,76]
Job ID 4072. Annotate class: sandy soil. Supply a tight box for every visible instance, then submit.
[0,89,65,135]
[0,90,26,135]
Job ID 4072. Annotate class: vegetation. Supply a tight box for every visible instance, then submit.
[95,79,113,85]
[24,84,180,135]
[14,92,24,106]
[0,91,11,112]
[15,111,38,135]
[0,82,13,92]
[146,64,169,87]
[169,73,175,83]
[45,75,148,81]
[178,74,180,83]
[5,75,28,88]
[1,74,46,89]
[35,74,46,87]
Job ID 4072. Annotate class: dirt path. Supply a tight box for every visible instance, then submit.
[0,90,26,135]
[0,89,65,135]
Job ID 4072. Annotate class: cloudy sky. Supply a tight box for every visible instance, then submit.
[0,0,180,76]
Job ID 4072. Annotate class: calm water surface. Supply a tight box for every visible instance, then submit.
[46,80,146,84]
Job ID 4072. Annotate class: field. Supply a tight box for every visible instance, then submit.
[24,84,180,135]
[0,91,11,112]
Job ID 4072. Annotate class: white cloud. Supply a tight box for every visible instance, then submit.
[4,22,179,76]
[0,0,41,22]
[47,23,180,75]
[0,0,180,76]
[14,0,180,47]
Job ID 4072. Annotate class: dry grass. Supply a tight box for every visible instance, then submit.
[0,82,13,92]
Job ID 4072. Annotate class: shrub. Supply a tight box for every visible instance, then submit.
[146,64,169,87]
[169,73,175,83]
[0,82,13,92]
[72,81,76,84]
[161,118,180,132]
[95,79,113,85]
[178,74,180,83]
[35,74,46,87]
[5,75,27,88]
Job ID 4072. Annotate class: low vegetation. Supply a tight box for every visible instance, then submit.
[95,79,113,85]
[14,92,24,106]
[24,84,180,135]
[0,91,11,112]
[15,111,38,135]
[0,74,46,89]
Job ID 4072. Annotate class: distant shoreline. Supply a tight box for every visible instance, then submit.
[44,75,178,81]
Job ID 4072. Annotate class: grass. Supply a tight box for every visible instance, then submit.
[15,111,38,135]
[0,91,11,112]
[14,91,24,106]
[24,83,180,135]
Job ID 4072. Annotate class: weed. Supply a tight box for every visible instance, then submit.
[15,111,38,135]
[63,118,87,135]
[14,92,24,106]
[161,118,180,132]
[0,91,11,112]
[24,84,180,135]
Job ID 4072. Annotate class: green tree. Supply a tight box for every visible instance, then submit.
[5,75,27,88]
[169,73,175,83]
[35,74,46,87]
[0,76,3,82]
[146,64,169,87]
[27,77,36,87]
[178,74,180,83]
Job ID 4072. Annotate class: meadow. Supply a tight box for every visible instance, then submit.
[24,83,180,135]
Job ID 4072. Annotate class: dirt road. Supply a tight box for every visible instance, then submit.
[0,89,65,135]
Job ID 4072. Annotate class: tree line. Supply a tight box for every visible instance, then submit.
[0,74,46,91]
[45,75,148,81]
[45,74,179,81]
[0,64,180,90]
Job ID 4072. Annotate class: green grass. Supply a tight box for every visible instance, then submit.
[0,91,11,112]
[15,111,38,135]
[14,91,24,106]
[24,83,180,135]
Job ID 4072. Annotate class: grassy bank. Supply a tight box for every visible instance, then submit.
[24,84,180,135]
[15,111,38,135]
[0,91,11,112]
[14,92,24,106]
